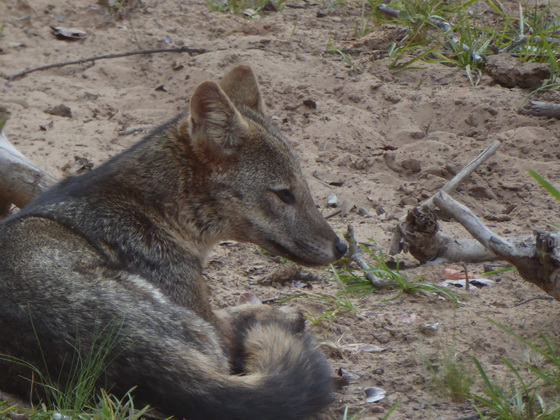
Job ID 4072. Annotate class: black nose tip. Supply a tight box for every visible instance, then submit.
[334,238,348,259]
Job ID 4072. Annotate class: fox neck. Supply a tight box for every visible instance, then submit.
[129,127,233,260]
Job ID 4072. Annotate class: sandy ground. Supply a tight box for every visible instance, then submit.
[2,0,560,419]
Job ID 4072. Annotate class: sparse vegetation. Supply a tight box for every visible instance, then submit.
[529,170,560,203]
[207,0,284,16]
[278,269,358,325]
[326,36,358,70]
[426,341,476,403]
[317,0,560,86]
[335,244,460,304]
[468,321,560,420]
[0,320,153,420]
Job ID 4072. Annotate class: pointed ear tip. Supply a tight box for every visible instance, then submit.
[229,65,256,78]
[191,81,226,108]
[234,64,253,73]
[194,80,221,94]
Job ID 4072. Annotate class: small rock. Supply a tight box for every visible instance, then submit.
[45,104,72,118]
[468,185,495,200]
[364,387,387,403]
[358,207,374,218]
[303,99,317,109]
[486,53,549,89]
[61,156,94,176]
[336,367,356,387]
[401,158,422,173]
[419,322,439,336]
[171,61,184,71]
[339,200,355,217]
[257,265,299,286]
[51,26,88,41]
[237,292,262,305]
[326,193,338,208]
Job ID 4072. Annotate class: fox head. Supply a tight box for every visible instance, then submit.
[179,65,346,266]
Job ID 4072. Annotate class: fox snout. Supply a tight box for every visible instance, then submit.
[269,222,348,268]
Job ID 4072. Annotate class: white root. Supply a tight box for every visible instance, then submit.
[434,191,560,300]
[390,140,501,257]
[0,128,56,212]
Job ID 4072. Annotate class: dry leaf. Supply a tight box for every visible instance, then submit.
[443,268,476,280]
[365,387,386,403]
[51,26,88,40]
[237,293,262,305]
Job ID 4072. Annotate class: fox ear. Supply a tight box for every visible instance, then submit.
[188,80,249,156]
[219,65,265,114]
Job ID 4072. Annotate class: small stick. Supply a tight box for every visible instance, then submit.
[519,101,560,119]
[324,210,341,220]
[261,293,303,304]
[499,35,560,53]
[344,224,393,289]
[433,191,534,259]
[311,173,334,189]
[462,263,469,290]
[393,140,501,227]
[514,296,555,307]
[377,3,399,18]
[423,140,501,209]
[4,46,209,80]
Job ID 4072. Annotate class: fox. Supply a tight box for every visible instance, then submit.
[0,65,347,419]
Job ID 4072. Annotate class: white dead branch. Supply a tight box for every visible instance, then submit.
[0,122,56,215]
[434,191,560,300]
[519,101,560,119]
[389,140,501,259]
[391,205,502,263]
[344,224,394,289]
[387,137,560,300]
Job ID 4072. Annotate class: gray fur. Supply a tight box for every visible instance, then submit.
[0,65,346,419]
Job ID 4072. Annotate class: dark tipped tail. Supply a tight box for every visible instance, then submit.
[237,319,334,419]
[185,311,334,420]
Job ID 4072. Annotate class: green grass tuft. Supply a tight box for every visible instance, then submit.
[207,0,284,16]
[335,243,460,304]
[468,321,560,419]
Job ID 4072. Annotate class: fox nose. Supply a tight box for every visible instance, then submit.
[333,238,348,259]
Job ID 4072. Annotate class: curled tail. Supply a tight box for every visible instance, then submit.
[171,305,334,420]
[1,294,332,420]
[231,312,334,419]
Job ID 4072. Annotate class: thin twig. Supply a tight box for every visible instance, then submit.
[247,47,290,57]
[519,101,560,119]
[4,46,209,80]
[514,296,555,307]
[344,224,393,289]
[261,294,302,304]
[499,35,560,53]
[462,263,469,290]
[433,191,534,259]
[324,210,341,220]
[422,140,501,210]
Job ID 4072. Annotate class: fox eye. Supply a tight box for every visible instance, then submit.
[273,189,296,205]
